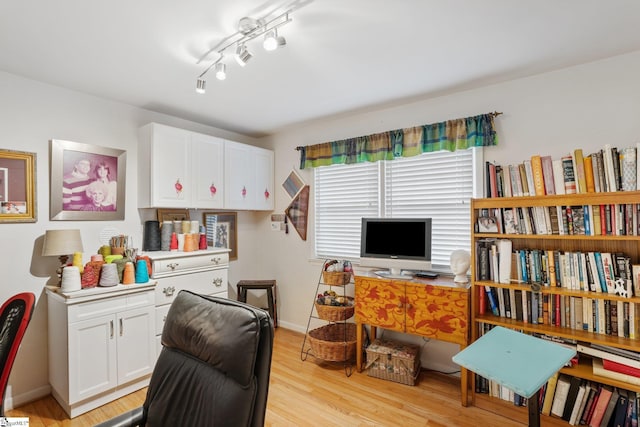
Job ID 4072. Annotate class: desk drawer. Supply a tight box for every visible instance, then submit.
[155,269,228,307]
[151,252,229,277]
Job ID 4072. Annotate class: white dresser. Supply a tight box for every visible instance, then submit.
[47,283,156,418]
[146,248,230,357]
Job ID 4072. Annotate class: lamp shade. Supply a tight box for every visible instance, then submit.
[42,229,84,256]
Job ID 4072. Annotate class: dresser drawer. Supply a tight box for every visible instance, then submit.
[151,252,229,278]
[155,269,228,307]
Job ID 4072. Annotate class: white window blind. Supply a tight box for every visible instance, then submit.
[314,148,480,270]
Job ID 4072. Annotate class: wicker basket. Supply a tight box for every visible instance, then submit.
[322,271,352,286]
[315,297,355,321]
[307,323,357,362]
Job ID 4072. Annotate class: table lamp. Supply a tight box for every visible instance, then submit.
[42,229,84,285]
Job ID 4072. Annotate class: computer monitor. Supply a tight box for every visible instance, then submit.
[359,217,432,279]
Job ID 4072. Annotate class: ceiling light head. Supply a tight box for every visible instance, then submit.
[238,17,260,35]
[196,78,206,94]
[234,44,252,67]
[263,29,286,51]
[214,62,226,80]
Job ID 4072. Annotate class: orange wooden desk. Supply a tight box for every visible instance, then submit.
[354,274,470,406]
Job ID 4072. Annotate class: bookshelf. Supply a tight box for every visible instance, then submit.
[470,191,640,425]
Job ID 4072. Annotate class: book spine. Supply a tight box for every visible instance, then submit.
[531,155,546,196]
[574,149,587,193]
[562,155,577,194]
[584,154,596,193]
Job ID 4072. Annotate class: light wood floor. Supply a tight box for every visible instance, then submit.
[7,328,524,426]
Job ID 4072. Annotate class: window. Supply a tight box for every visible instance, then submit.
[314,148,483,270]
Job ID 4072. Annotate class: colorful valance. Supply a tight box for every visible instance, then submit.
[297,112,500,169]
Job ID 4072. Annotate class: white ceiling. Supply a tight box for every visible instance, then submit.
[2,1,640,138]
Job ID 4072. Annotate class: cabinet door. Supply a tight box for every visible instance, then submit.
[354,277,404,332]
[117,306,155,385]
[224,141,255,209]
[253,147,274,211]
[192,133,225,209]
[68,314,117,403]
[151,124,192,206]
[405,282,469,345]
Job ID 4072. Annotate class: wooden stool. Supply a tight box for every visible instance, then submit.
[237,280,277,327]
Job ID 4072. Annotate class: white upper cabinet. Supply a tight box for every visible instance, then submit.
[191,133,225,209]
[138,123,191,208]
[138,123,273,210]
[224,141,274,211]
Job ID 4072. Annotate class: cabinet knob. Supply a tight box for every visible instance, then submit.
[213,277,223,287]
[168,263,179,270]
[211,257,220,264]
[163,286,175,296]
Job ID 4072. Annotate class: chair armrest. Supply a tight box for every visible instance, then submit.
[94,407,144,427]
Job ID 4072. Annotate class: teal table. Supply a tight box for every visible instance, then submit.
[452,326,576,427]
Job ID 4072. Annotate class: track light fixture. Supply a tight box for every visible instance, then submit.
[214,62,226,80]
[195,9,294,91]
[196,78,206,94]
[234,44,252,67]
[263,29,286,51]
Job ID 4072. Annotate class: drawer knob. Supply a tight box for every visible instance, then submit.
[213,277,223,287]
[168,263,179,270]
[163,286,176,296]
[211,257,220,264]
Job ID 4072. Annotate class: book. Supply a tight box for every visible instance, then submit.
[562,376,582,421]
[569,381,588,425]
[620,146,637,191]
[498,239,512,284]
[552,159,566,195]
[562,154,577,194]
[542,371,560,416]
[577,343,640,369]
[519,163,530,196]
[602,358,640,378]
[551,374,572,418]
[574,148,587,193]
[588,384,613,427]
[584,154,596,193]
[531,155,546,196]
[581,384,600,425]
[600,387,620,427]
[611,389,629,427]
[593,358,640,386]
[541,155,556,195]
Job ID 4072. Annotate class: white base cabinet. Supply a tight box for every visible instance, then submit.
[47,285,156,418]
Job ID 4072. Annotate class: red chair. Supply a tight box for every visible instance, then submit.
[0,293,35,415]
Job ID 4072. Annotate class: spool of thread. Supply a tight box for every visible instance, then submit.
[183,233,196,252]
[143,220,161,251]
[99,245,111,258]
[104,254,123,264]
[161,221,173,251]
[199,233,208,250]
[72,252,84,273]
[181,220,191,234]
[170,232,178,251]
[190,220,199,234]
[135,259,150,283]
[61,266,82,292]
[91,254,104,262]
[112,258,127,282]
[122,262,135,284]
[177,233,185,251]
[99,263,119,287]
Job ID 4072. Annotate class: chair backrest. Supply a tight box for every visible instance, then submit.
[0,292,35,415]
[143,290,274,426]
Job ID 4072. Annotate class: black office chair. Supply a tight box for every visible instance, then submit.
[97,290,274,427]
[0,292,35,416]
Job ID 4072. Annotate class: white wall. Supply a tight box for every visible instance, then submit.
[264,50,640,373]
[2,49,640,410]
[0,70,261,410]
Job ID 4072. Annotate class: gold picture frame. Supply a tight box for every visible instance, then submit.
[0,149,37,223]
[203,211,237,260]
[156,208,190,223]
